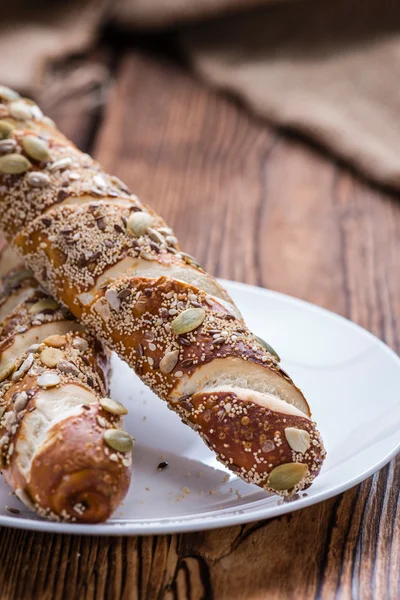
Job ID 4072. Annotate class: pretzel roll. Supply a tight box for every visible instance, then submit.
[0,242,132,523]
[0,87,325,496]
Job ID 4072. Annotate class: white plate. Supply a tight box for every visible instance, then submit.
[1,280,399,536]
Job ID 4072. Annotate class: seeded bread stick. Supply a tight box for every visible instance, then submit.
[0,240,132,523]
[0,86,325,496]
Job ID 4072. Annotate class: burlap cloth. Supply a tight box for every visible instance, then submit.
[1,0,400,189]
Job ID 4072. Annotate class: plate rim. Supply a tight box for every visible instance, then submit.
[1,279,399,536]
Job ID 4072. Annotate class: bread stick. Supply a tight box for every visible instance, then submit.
[0,86,325,496]
[0,239,132,522]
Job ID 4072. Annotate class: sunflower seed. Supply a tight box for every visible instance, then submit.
[0,362,15,383]
[100,397,128,416]
[284,428,311,454]
[27,344,41,353]
[72,336,89,352]
[127,211,153,237]
[0,120,14,140]
[159,349,179,374]
[0,86,20,102]
[9,101,32,121]
[171,308,206,335]
[0,139,17,154]
[105,289,120,312]
[180,359,194,368]
[93,174,107,189]
[0,153,31,174]
[25,171,51,189]
[147,227,165,245]
[14,392,28,412]
[254,335,280,361]
[37,372,61,388]
[166,235,178,245]
[118,288,131,301]
[267,462,308,492]
[212,336,226,346]
[57,360,80,376]
[49,157,72,172]
[22,135,50,161]
[104,429,134,453]
[12,354,34,381]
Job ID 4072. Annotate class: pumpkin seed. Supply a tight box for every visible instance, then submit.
[0,153,31,174]
[127,211,153,237]
[29,298,59,314]
[267,462,308,492]
[40,347,64,368]
[0,86,20,102]
[159,349,179,374]
[26,171,51,188]
[147,227,165,245]
[0,361,15,383]
[0,407,5,420]
[0,120,14,140]
[0,139,17,154]
[43,335,66,348]
[37,372,60,388]
[9,101,32,121]
[14,391,28,412]
[12,353,34,381]
[284,428,311,454]
[100,397,128,416]
[254,335,280,361]
[22,135,50,161]
[171,308,206,335]
[104,429,134,453]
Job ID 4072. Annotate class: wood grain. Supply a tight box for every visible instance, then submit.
[1,50,399,600]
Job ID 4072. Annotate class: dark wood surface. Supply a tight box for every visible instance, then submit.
[1,49,400,600]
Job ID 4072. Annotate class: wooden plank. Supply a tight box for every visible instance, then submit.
[1,50,400,600]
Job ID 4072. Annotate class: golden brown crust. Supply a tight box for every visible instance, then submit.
[180,391,323,493]
[0,90,325,496]
[28,404,131,523]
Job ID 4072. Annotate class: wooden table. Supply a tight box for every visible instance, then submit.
[1,46,399,600]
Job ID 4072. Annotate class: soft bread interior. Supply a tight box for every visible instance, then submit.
[208,385,309,418]
[92,256,234,308]
[0,321,83,370]
[170,357,310,415]
[15,383,98,478]
[57,195,136,209]
[0,287,36,322]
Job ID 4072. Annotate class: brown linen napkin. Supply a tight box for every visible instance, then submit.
[182,0,400,190]
[1,0,400,189]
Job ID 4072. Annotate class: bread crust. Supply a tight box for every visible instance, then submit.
[0,90,326,496]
